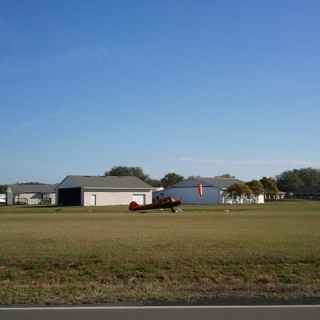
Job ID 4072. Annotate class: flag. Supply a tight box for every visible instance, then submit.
[197,184,204,197]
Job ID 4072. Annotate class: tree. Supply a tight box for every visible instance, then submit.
[145,178,162,188]
[0,185,7,193]
[277,168,320,194]
[16,182,44,185]
[217,174,236,178]
[226,182,252,198]
[104,166,165,187]
[246,180,264,196]
[299,168,320,193]
[105,166,149,181]
[160,173,184,188]
[277,170,304,193]
[260,177,279,200]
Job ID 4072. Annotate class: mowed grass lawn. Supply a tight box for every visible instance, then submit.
[0,201,320,304]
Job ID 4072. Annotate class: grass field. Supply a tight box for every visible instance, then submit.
[0,201,320,304]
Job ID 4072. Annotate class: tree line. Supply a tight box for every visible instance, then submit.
[105,166,285,198]
[105,166,281,199]
[106,166,320,196]
[276,168,320,195]
[2,166,317,196]
[105,166,184,188]
[222,168,320,198]
[104,166,242,189]
[226,177,279,199]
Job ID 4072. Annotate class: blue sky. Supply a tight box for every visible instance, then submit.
[1,0,319,183]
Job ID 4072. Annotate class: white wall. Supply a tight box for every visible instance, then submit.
[47,193,56,205]
[154,187,221,204]
[83,190,152,206]
[14,192,56,205]
[223,194,265,204]
[256,194,265,204]
[15,193,41,205]
[0,194,6,204]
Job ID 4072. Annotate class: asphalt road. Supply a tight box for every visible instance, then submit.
[1,305,320,320]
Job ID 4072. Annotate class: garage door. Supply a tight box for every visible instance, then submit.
[132,194,145,205]
[58,188,81,206]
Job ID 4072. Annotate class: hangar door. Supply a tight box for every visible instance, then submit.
[58,188,81,206]
[132,194,146,205]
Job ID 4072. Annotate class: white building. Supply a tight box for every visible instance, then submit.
[7,184,57,205]
[57,175,153,206]
[224,192,265,204]
[0,194,6,205]
[153,177,264,205]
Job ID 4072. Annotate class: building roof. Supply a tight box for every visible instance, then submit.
[8,184,57,194]
[60,175,153,189]
[169,177,242,190]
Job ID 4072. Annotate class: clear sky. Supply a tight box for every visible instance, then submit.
[1,0,319,183]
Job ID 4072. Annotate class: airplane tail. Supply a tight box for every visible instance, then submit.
[129,201,139,211]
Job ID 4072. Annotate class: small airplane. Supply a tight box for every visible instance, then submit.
[129,197,182,213]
